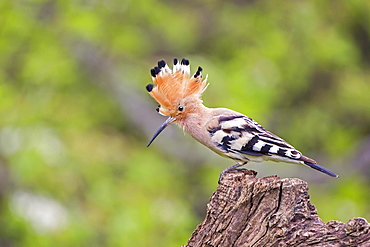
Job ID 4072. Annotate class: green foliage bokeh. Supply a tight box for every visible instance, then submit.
[0,0,369,246]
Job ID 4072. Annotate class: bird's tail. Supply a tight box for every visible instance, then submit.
[304,161,339,178]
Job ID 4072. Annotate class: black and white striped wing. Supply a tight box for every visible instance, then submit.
[207,114,339,178]
[207,115,303,161]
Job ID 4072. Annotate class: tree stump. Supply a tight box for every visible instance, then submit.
[182,169,370,247]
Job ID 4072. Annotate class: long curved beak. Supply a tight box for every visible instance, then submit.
[147,117,176,147]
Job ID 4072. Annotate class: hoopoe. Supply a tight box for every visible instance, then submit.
[146,58,339,180]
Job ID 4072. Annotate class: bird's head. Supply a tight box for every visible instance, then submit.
[146,58,209,147]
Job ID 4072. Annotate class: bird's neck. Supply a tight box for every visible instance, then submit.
[176,104,211,136]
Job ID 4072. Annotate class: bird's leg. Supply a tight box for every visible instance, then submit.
[218,162,246,184]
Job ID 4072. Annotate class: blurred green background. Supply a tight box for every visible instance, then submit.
[1,0,369,246]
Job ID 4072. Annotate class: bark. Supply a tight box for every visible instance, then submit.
[183,169,370,247]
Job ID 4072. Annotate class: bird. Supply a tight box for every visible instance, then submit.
[145,58,339,180]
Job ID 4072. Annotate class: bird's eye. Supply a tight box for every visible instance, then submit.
[178,106,184,111]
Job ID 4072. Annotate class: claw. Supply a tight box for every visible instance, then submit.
[218,163,245,184]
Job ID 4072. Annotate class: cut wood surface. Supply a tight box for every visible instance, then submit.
[182,169,370,247]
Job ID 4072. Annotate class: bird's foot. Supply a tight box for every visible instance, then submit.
[218,163,244,184]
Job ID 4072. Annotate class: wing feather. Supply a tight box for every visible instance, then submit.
[208,115,304,161]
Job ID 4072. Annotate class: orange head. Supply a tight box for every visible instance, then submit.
[146,58,208,146]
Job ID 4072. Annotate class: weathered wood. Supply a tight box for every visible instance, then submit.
[183,169,370,247]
